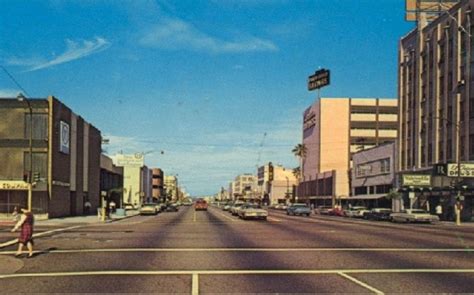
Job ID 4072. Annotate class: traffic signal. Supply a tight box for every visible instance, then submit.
[268,162,274,181]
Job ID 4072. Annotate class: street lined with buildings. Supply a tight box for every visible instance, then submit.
[0,206,473,294]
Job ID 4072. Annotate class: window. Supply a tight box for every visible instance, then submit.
[25,113,48,140]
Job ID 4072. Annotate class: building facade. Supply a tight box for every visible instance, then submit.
[399,0,474,220]
[113,153,151,207]
[100,154,123,208]
[233,174,258,200]
[0,96,101,218]
[300,97,398,205]
[164,175,178,201]
[351,142,397,208]
[257,163,297,205]
[151,168,164,202]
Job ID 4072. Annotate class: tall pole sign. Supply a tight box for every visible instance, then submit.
[308,68,330,91]
[308,68,330,101]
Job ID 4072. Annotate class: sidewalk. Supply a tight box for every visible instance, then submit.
[0,210,139,249]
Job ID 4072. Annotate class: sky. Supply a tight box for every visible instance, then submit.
[0,0,414,196]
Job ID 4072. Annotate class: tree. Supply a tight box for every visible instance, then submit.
[292,167,301,179]
[291,144,307,180]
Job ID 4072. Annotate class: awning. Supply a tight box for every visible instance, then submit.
[348,194,387,200]
[308,196,333,200]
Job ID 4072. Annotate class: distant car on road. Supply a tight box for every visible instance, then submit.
[315,206,333,215]
[164,203,179,212]
[286,203,311,216]
[344,206,368,218]
[194,199,208,211]
[238,203,268,220]
[390,209,440,223]
[139,203,158,215]
[363,208,392,221]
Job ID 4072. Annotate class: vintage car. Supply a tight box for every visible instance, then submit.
[194,199,208,211]
[344,206,368,218]
[390,209,440,223]
[238,204,268,220]
[315,206,333,215]
[286,203,311,216]
[230,201,245,216]
[363,208,392,221]
[139,203,158,215]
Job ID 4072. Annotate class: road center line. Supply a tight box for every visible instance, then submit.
[338,272,384,295]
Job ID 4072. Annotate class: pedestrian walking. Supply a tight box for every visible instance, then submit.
[11,208,35,258]
[435,204,443,220]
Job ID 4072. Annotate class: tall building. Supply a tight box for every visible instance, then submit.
[399,0,473,220]
[233,174,258,200]
[0,96,102,218]
[300,97,398,205]
[258,163,297,205]
[164,175,178,201]
[113,153,150,206]
[151,168,164,202]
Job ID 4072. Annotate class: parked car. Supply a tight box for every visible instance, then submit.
[139,203,158,215]
[194,199,208,211]
[344,206,368,218]
[165,203,179,212]
[238,204,268,220]
[123,203,136,210]
[230,201,245,215]
[390,209,440,223]
[275,204,288,210]
[286,203,311,216]
[328,207,344,217]
[315,206,333,215]
[363,208,392,221]
[223,202,233,211]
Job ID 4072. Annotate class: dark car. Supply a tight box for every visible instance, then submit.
[286,203,311,216]
[363,208,392,221]
[164,203,179,212]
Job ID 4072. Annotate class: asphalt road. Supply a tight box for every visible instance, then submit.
[0,205,473,294]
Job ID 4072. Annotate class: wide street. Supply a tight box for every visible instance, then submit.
[1,206,474,294]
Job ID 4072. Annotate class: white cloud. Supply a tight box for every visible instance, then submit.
[0,88,21,98]
[8,37,111,72]
[139,18,277,53]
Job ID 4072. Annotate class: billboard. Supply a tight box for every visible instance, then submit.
[402,174,432,186]
[59,121,70,154]
[308,69,330,91]
[115,153,144,167]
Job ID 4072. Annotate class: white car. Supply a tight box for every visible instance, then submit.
[238,204,268,220]
[230,201,245,215]
[344,206,368,218]
[390,209,440,223]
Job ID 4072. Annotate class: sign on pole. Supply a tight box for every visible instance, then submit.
[308,69,330,91]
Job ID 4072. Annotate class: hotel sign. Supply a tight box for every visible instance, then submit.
[308,69,330,91]
[0,181,29,190]
[303,110,316,130]
[402,174,431,186]
[447,163,474,178]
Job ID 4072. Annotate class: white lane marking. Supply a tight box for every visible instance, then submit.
[193,212,196,222]
[1,269,474,279]
[338,272,384,295]
[0,225,81,248]
[192,273,199,295]
[1,247,473,255]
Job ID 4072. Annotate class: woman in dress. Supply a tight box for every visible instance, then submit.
[11,208,35,258]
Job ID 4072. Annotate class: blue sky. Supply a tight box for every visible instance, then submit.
[0,0,414,196]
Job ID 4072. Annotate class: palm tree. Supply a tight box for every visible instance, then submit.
[292,167,301,179]
[292,144,307,179]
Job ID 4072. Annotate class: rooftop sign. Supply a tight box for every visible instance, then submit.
[308,69,330,91]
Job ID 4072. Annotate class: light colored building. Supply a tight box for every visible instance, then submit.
[113,153,151,207]
[164,175,178,201]
[233,174,258,200]
[100,154,123,208]
[351,143,397,209]
[258,163,297,205]
[399,0,473,220]
[301,97,398,205]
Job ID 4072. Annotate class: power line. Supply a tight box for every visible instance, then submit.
[0,65,31,97]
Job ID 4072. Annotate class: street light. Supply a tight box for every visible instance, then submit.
[17,93,33,212]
